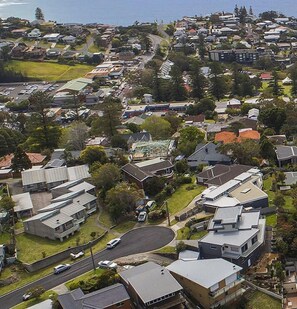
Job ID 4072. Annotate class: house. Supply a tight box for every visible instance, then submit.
[119,261,185,308]
[12,192,33,218]
[284,172,297,186]
[267,135,287,145]
[43,33,61,42]
[23,209,80,241]
[27,28,41,38]
[21,165,90,192]
[248,108,259,120]
[131,140,174,160]
[202,170,267,212]
[62,35,76,44]
[275,145,297,167]
[215,131,237,144]
[58,283,132,309]
[122,157,173,189]
[56,78,93,93]
[214,130,260,144]
[85,137,109,147]
[209,49,259,64]
[196,164,256,186]
[121,132,151,146]
[187,142,231,168]
[51,179,95,199]
[167,259,244,309]
[238,129,260,142]
[198,206,266,270]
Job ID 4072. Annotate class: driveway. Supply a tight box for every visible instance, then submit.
[0,226,174,309]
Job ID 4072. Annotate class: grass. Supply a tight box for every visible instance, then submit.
[0,231,115,296]
[98,209,113,228]
[245,291,282,309]
[154,246,176,254]
[112,221,136,234]
[16,214,104,263]
[176,227,208,240]
[265,213,277,227]
[166,183,204,215]
[5,60,94,81]
[11,290,57,309]
[65,268,105,290]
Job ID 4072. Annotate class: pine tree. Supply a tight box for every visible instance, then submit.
[249,6,253,15]
[35,7,44,20]
[234,4,239,17]
[11,146,32,173]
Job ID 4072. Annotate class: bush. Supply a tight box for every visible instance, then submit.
[148,209,167,221]
[176,241,187,253]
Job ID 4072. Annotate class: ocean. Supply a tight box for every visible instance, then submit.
[0,0,297,26]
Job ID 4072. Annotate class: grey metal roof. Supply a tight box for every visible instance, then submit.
[72,192,97,206]
[67,165,90,181]
[60,203,86,217]
[120,262,182,304]
[58,284,130,309]
[167,259,242,289]
[121,163,151,182]
[43,159,65,169]
[69,181,95,193]
[213,206,242,224]
[12,192,33,213]
[21,168,45,186]
[42,212,73,228]
[276,145,297,160]
[45,166,68,184]
[284,172,297,185]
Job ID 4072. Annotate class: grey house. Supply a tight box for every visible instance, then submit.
[275,145,297,167]
[187,142,231,168]
[58,283,132,309]
[198,206,266,270]
[23,210,80,241]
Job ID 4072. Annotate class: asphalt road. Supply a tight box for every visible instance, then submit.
[0,226,174,309]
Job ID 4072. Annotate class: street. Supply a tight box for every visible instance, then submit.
[0,226,174,309]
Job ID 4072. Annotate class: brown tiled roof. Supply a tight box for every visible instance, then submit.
[238,130,260,141]
[0,152,46,168]
[214,131,237,144]
[121,163,152,182]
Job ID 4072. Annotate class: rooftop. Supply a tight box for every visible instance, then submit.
[167,259,242,289]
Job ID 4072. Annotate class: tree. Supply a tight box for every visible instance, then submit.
[0,134,8,157]
[273,193,285,209]
[106,182,144,222]
[92,163,121,192]
[145,177,166,196]
[80,146,108,166]
[178,126,204,157]
[26,286,45,300]
[175,159,189,174]
[35,7,44,20]
[141,116,171,139]
[276,171,286,184]
[269,71,283,96]
[0,196,15,212]
[220,140,260,165]
[60,121,89,151]
[170,65,187,101]
[91,97,121,138]
[27,91,61,150]
[111,135,128,150]
[190,62,206,100]
[258,106,286,134]
[259,135,276,161]
[209,63,228,100]
[11,146,32,173]
[289,64,297,97]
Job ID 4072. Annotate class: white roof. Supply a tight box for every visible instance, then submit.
[67,165,90,180]
[21,168,45,186]
[204,179,240,200]
[200,228,258,246]
[69,181,95,193]
[204,196,240,208]
[45,167,68,184]
[12,192,33,213]
[167,259,242,289]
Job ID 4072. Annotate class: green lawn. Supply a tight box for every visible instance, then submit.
[98,209,113,228]
[265,213,277,227]
[154,246,176,254]
[166,183,204,215]
[11,290,57,309]
[112,221,136,234]
[5,60,94,81]
[65,268,105,290]
[16,214,104,263]
[245,291,282,309]
[176,227,208,240]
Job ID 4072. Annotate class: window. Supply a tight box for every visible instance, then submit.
[252,235,258,245]
[241,243,248,253]
[231,247,239,252]
[116,302,124,307]
[210,245,217,250]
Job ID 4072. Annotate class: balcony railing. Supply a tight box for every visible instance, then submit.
[209,277,245,298]
[54,224,79,239]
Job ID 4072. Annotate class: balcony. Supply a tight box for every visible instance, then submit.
[209,277,245,299]
[54,224,79,239]
[210,287,246,308]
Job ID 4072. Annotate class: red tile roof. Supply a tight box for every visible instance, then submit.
[238,130,260,141]
[215,131,237,144]
[0,152,46,168]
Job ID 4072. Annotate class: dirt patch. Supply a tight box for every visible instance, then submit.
[247,253,279,274]
[115,253,174,267]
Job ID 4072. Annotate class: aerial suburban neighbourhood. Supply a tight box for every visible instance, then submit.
[2,3,297,309]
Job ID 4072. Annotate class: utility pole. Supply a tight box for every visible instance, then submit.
[89,242,96,271]
[166,201,170,226]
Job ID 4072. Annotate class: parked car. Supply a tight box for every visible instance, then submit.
[22,292,32,301]
[98,260,118,269]
[53,264,71,274]
[70,251,84,260]
[145,200,156,210]
[106,238,121,249]
[138,211,147,222]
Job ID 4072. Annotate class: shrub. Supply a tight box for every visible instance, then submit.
[176,241,187,253]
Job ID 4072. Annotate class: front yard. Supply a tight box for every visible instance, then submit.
[166,183,204,215]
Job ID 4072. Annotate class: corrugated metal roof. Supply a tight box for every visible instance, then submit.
[21,168,45,186]
[67,165,90,181]
[45,166,68,184]
[43,212,73,228]
[12,192,33,212]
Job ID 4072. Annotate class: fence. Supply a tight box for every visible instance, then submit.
[175,206,201,222]
[22,231,108,272]
[245,280,283,300]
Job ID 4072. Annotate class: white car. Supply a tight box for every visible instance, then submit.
[138,211,147,222]
[106,238,121,249]
[98,260,118,269]
[53,264,71,274]
[70,251,84,260]
[22,292,32,301]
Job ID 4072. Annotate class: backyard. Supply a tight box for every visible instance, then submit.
[5,60,94,81]
[245,290,282,309]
